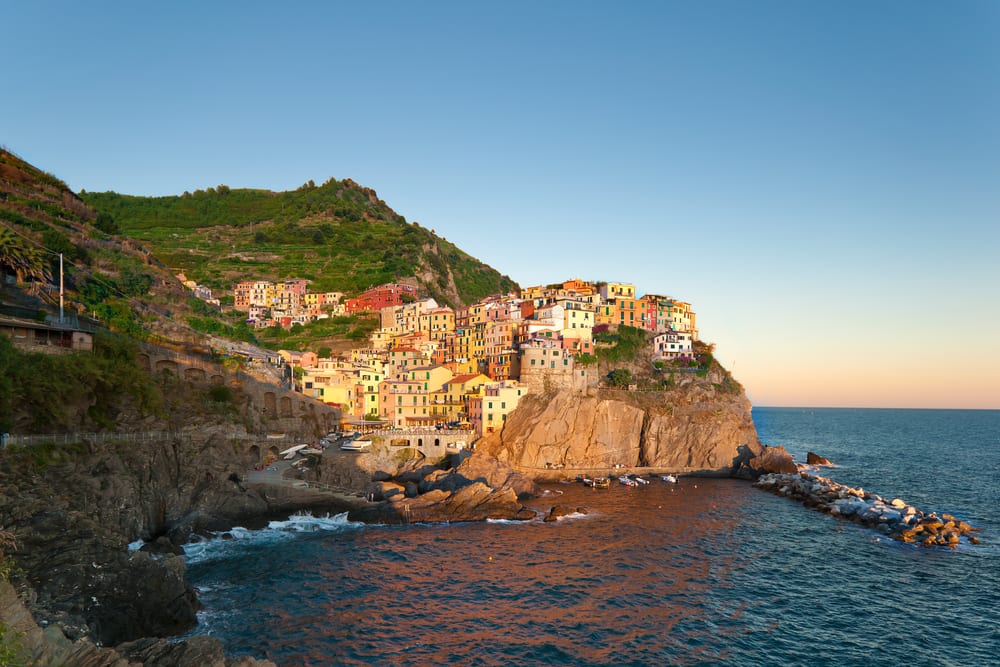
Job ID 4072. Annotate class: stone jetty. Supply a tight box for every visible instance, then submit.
[755,472,980,548]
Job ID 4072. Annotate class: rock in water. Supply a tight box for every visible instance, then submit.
[806,452,832,465]
[748,445,798,474]
[544,505,575,522]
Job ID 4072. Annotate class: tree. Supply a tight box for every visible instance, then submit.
[606,368,632,388]
[0,226,52,289]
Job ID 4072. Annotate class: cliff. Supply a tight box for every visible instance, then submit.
[0,339,343,664]
[476,374,761,478]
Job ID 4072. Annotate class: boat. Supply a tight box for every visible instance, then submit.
[632,475,649,485]
[280,443,308,459]
[592,477,610,489]
[340,439,372,451]
[581,476,594,487]
[619,476,637,487]
[662,474,678,484]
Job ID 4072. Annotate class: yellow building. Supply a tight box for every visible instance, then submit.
[594,301,618,327]
[435,373,492,424]
[599,282,636,301]
[419,307,456,341]
[354,366,384,418]
[469,380,529,435]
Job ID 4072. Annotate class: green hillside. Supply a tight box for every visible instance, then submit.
[82,179,517,306]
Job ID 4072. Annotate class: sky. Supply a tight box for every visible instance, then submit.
[3,1,999,409]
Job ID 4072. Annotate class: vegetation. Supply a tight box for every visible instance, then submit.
[0,226,51,287]
[82,179,518,305]
[0,531,14,582]
[254,314,378,351]
[0,332,160,433]
[0,619,25,667]
[594,325,648,363]
[606,368,633,387]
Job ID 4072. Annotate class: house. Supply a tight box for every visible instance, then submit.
[599,282,636,301]
[345,283,418,315]
[518,338,592,393]
[470,380,529,435]
[436,373,491,423]
[0,314,93,352]
[652,331,694,360]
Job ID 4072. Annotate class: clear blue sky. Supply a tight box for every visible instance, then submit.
[3,1,999,408]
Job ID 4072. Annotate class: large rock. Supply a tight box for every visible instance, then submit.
[748,445,798,474]
[0,581,275,667]
[476,386,761,477]
[425,454,540,498]
[806,452,832,465]
[396,482,533,523]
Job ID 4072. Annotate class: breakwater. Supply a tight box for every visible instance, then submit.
[755,472,981,547]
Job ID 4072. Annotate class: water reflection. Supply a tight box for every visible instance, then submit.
[244,479,755,666]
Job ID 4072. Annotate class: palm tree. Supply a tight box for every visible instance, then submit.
[0,226,52,289]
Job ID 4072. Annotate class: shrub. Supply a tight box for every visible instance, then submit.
[606,368,633,387]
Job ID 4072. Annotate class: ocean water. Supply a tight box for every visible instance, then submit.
[182,408,1000,666]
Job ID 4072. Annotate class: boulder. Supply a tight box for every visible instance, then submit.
[424,453,540,498]
[366,481,406,502]
[806,452,832,465]
[544,505,577,522]
[748,446,798,474]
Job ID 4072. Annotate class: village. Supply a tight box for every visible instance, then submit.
[218,278,699,440]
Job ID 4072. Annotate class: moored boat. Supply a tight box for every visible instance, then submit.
[341,439,372,451]
[662,474,678,484]
[592,477,610,489]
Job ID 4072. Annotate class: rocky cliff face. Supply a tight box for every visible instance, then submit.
[476,378,761,478]
[0,373,339,663]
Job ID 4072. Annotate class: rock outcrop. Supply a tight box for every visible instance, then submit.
[806,451,833,465]
[344,451,539,524]
[0,580,276,667]
[476,383,761,478]
[0,418,339,659]
[746,445,798,474]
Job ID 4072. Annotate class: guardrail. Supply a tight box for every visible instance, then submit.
[1,431,270,447]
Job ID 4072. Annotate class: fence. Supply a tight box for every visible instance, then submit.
[1,431,267,447]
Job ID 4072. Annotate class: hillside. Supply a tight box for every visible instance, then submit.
[2,147,517,352]
[0,147,219,347]
[81,179,518,307]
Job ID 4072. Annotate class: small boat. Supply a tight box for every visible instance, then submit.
[662,474,678,484]
[632,476,649,485]
[340,439,372,451]
[581,477,594,487]
[619,476,637,487]
[592,477,610,489]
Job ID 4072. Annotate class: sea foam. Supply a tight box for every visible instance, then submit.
[183,511,362,564]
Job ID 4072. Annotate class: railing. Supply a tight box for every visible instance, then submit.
[371,428,475,438]
[2,431,272,447]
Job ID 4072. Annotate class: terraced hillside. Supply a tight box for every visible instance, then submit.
[82,178,518,307]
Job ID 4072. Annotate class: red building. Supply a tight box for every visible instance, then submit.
[344,283,418,314]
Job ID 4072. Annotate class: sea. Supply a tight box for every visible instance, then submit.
[181,408,1000,666]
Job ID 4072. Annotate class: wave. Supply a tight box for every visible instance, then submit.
[183,511,363,564]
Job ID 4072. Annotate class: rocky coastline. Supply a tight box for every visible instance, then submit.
[1,374,764,665]
[754,465,981,548]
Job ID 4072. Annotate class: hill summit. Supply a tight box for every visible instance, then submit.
[81,177,517,308]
